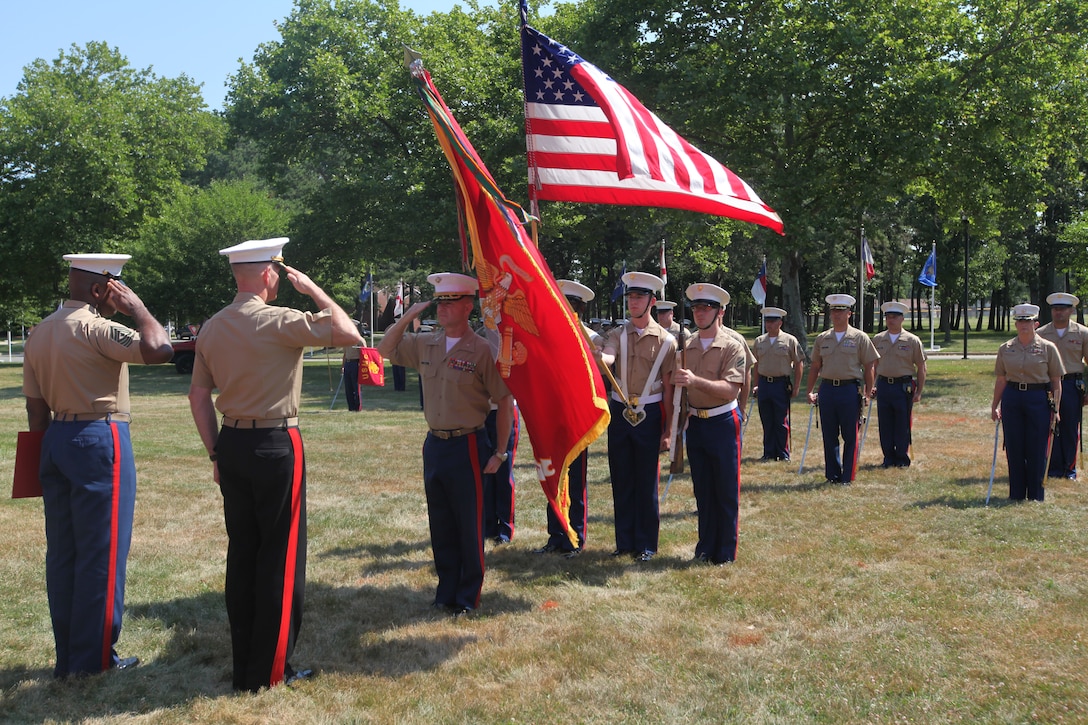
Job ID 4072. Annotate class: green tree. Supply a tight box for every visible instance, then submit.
[0,41,224,315]
[226,0,527,278]
[127,180,296,326]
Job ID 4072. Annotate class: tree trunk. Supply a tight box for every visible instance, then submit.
[782,249,809,354]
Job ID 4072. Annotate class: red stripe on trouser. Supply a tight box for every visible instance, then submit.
[270,427,304,686]
[849,418,862,480]
[101,423,121,670]
[731,408,743,555]
[467,433,485,609]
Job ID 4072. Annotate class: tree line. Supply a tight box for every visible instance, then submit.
[3,0,1087,349]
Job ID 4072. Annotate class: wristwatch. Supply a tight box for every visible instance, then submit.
[494,450,509,462]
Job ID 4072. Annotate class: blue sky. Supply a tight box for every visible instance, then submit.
[1,0,504,110]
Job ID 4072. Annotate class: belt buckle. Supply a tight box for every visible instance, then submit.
[1018,382,1028,391]
[629,396,640,405]
[764,376,775,383]
[696,409,710,419]
[832,379,841,386]
[886,377,896,384]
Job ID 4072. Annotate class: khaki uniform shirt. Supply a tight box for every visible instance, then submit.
[753,331,803,378]
[23,301,146,415]
[582,323,604,350]
[995,335,1064,384]
[191,293,335,419]
[683,328,747,409]
[812,326,880,381]
[873,330,926,379]
[1037,320,1088,375]
[389,330,510,430]
[724,326,756,369]
[604,319,677,398]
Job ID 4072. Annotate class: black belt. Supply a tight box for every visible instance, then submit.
[428,426,484,440]
[762,375,789,383]
[881,375,913,384]
[822,378,860,387]
[1007,382,1049,391]
[1063,373,1083,381]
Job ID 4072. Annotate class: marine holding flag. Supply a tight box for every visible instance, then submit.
[407,52,609,557]
[599,272,676,562]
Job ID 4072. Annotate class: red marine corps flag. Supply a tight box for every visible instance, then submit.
[407,49,609,547]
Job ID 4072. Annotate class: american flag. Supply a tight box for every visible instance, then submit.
[520,3,783,234]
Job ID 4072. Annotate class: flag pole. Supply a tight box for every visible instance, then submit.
[929,243,936,352]
[859,226,865,332]
[369,268,375,347]
[761,254,766,336]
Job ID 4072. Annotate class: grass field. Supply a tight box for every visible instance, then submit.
[0,356,1086,724]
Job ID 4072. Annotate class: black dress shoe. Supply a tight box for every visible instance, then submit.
[610,549,633,557]
[493,535,511,545]
[285,665,314,685]
[533,542,559,554]
[636,550,654,562]
[450,606,473,619]
[562,547,582,559]
[114,656,139,670]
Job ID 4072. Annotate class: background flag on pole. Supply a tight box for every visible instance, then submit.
[408,50,609,548]
[862,235,876,281]
[659,240,667,286]
[394,281,404,317]
[918,249,937,287]
[519,2,783,234]
[610,262,627,303]
[359,272,373,303]
[751,259,767,305]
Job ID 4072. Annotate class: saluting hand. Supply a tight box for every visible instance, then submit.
[104,279,146,318]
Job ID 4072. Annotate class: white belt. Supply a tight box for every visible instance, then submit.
[690,400,739,419]
[612,392,662,406]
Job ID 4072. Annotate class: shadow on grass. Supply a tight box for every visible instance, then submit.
[910,476,1023,509]
[0,579,531,720]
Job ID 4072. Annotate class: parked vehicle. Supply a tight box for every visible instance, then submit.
[171,338,196,374]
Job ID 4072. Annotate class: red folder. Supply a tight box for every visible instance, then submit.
[12,430,44,499]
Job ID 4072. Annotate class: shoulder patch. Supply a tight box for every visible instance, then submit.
[109,324,136,348]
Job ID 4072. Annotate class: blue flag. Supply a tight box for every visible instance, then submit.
[610,263,627,303]
[918,249,937,288]
[359,272,373,303]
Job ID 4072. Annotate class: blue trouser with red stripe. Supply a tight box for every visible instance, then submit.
[218,425,307,692]
[483,405,519,541]
[1001,387,1050,501]
[343,359,362,411]
[1048,378,1081,479]
[546,448,589,551]
[607,399,663,554]
[423,430,489,610]
[687,407,742,563]
[757,377,792,460]
[876,377,914,467]
[40,418,135,678]
[818,379,862,483]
